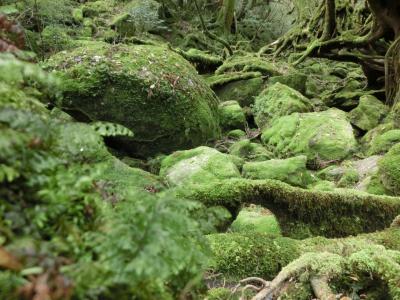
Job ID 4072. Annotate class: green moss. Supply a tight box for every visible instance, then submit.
[41,25,74,54]
[378,143,400,195]
[44,42,221,156]
[177,48,223,71]
[218,101,246,130]
[253,82,313,128]
[230,205,281,235]
[207,232,299,280]
[181,178,400,237]
[261,108,357,163]
[309,180,336,192]
[229,139,272,161]
[205,71,262,89]
[214,76,265,107]
[242,155,314,187]
[268,73,308,94]
[366,174,388,195]
[226,129,247,140]
[215,54,283,76]
[205,288,232,300]
[368,129,400,155]
[160,146,241,187]
[337,168,359,187]
[348,95,389,131]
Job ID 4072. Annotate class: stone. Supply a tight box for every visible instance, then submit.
[242,155,314,187]
[218,100,246,130]
[229,139,272,161]
[253,82,313,128]
[44,41,221,156]
[261,108,357,163]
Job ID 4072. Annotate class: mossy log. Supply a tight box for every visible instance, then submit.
[180,178,400,238]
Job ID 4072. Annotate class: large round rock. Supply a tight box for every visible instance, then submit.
[45,41,221,156]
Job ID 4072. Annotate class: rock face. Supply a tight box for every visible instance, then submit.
[261,108,357,162]
[159,146,241,186]
[348,95,389,131]
[368,129,400,155]
[254,82,313,128]
[242,155,314,187]
[44,41,221,156]
[218,101,246,130]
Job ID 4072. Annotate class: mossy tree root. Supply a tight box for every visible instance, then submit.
[180,179,400,238]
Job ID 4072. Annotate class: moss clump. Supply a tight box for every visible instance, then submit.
[337,168,360,188]
[368,129,400,155]
[229,139,272,161]
[206,71,262,89]
[242,155,314,187]
[349,95,389,131]
[261,108,357,163]
[160,146,241,187]
[253,82,313,128]
[226,129,247,140]
[177,48,223,72]
[230,205,281,235]
[207,232,299,280]
[41,25,74,54]
[44,41,221,156]
[205,288,232,300]
[218,101,246,130]
[378,143,400,195]
[268,73,308,94]
[213,76,265,107]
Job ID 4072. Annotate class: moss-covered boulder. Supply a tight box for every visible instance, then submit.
[159,146,241,187]
[268,73,308,94]
[218,101,246,130]
[230,205,281,235]
[348,95,389,131]
[213,76,265,107]
[378,143,400,195]
[261,108,357,163]
[229,139,272,161]
[44,42,220,156]
[368,129,400,155]
[242,155,314,187]
[253,82,313,128]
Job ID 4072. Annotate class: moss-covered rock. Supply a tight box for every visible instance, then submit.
[226,129,247,140]
[242,155,314,187]
[348,95,389,131]
[159,146,241,187]
[44,42,221,156]
[229,139,272,161]
[261,108,357,163]
[214,76,265,107]
[253,82,313,128]
[268,73,308,94]
[368,129,400,155]
[378,143,400,195]
[218,101,246,130]
[230,205,281,235]
[298,58,368,109]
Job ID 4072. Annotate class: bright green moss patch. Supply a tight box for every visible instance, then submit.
[268,72,308,94]
[44,42,221,156]
[207,232,299,280]
[242,155,314,187]
[206,71,262,89]
[230,205,281,235]
[368,129,400,155]
[253,82,313,128]
[378,143,400,195]
[218,101,246,130]
[160,146,241,187]
[261,108,357,163]
[349,95,389,131]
